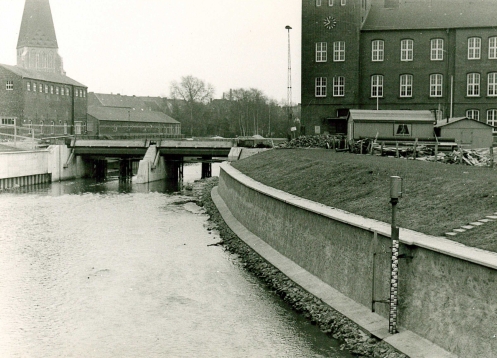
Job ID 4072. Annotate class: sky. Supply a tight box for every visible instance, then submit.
[0,0,302,103]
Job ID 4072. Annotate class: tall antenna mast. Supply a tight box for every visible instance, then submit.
[285,25,292,134]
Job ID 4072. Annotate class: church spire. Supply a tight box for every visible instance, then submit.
[16,0,64,74]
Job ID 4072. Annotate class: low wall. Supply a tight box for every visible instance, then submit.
[218,163,497,357]
[0,145,89,189]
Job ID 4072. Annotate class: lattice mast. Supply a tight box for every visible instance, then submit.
[285,25,292,132]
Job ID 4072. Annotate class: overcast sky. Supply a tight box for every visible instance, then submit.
[0,0,302,103]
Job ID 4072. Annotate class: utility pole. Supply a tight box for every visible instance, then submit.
[285,25,292,137]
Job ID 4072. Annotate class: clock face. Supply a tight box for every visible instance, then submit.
[323,16,337,30]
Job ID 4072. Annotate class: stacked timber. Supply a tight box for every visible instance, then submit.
[279,134,347,149]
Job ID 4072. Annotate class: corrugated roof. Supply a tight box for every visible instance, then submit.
[435,117,494,128]
[348,110,435,122]
[363,0,497,31]
[0,64,86,87]
[88,105,180,124]
[17,0,58,49]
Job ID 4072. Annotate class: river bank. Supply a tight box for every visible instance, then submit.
[231,149,497,252]
[193,177,407,358]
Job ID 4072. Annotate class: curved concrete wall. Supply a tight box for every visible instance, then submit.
[218,163,497,357]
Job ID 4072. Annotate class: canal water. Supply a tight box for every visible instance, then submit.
[0,163,353,358]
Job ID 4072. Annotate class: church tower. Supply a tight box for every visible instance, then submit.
[16,0,65,74]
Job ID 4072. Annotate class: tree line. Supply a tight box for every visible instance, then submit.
[168,75,300,138]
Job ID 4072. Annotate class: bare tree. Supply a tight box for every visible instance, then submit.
[170,75,215,136]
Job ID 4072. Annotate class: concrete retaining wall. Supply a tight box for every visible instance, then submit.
[218,163,497,357]
[0,145,88,189]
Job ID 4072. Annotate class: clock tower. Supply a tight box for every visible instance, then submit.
[301,0,371,134]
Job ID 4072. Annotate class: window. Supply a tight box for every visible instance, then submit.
[83,90,86,97]
[45,85,48,93]
[6,80,13,90]
[27,82,31,91]
[61,87,65,96]
[56,86,59,95]
[431,39,444,61]
[33,83,37,92]
[341,0,346,5]
[50,121,55,135]
[333,76,345,97]
[372,40,384,61]
[316,0,321,6]
[430,74,443,97]
[467,73,480,96]
[64,122,68,135]
[329,0,333,5]
[75,89,79,97]
[50,85,54,94]
[487,109,497,133]
[488,73,497,96]
[371,75,383,97]
[333,41,345,61]
[315,77,327,97]
[466,109,479,121]
[395,124,412,136]
[400,39,413,61]
[39,83,43,92]
[66,88,70,96]
[400,74,413,97]
[468,37,481,59]
[489,37,497,59]
[75,122,82,135]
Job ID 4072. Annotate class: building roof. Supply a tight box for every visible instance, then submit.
[0,64,86,87]
[348,110,435,122]
[363,0,497,31]
[17,0,58,49]
[88,105,180,124]
[435,117,494,128]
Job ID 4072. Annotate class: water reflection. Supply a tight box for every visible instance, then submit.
[0,162,353,358]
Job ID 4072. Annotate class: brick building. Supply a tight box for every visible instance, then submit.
[0,0,87,137]
[302,0,497,137]
[87,93,181,138]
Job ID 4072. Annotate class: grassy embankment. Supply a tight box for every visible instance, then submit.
[231,149,497,252]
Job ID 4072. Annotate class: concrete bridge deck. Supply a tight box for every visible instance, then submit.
[70,139,234,157]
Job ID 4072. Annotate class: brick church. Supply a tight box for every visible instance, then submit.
[0,0,88,136]
[302,0,497,137]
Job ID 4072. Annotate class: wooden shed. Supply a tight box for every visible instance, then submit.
[347,110,435,141]
[434,117,494,149]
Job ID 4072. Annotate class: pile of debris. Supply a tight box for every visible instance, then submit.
[419,148,495,166]
[279,134,347,149]
[279,135,495,167]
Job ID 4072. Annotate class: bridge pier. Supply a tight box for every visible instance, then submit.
[92,159,108,181]
[136,145,167,184]
[201,157,212,178]
[119,159,133,181]
[165,160,183,180]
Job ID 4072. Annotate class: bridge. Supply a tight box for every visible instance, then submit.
[69,138,235,157]
[67,138,237,182]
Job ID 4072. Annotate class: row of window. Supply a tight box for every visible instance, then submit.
[26,120,87,135]
[25,81,86,98]
[316,0,346,6]
[315,73,497,98]
[315,37,497,63]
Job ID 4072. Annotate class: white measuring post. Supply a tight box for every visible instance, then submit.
[389,176,402,334]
